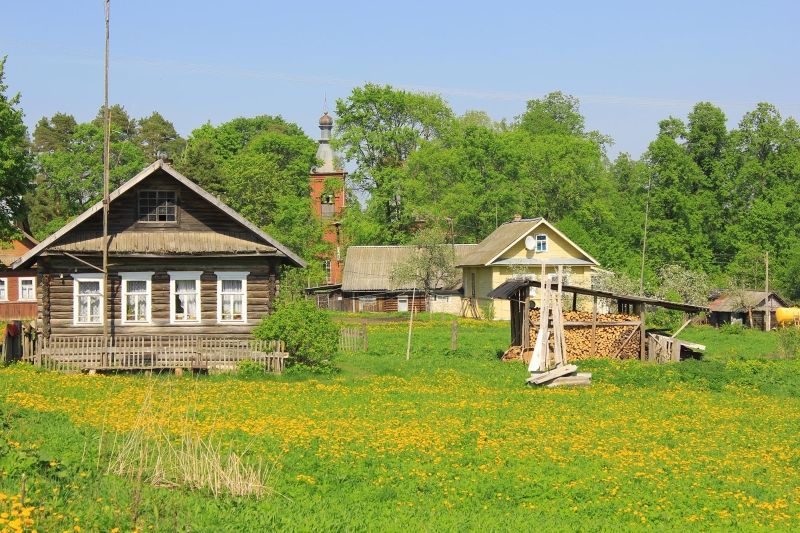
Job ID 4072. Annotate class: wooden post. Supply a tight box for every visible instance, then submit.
[572,292,577,312]
[451,320,458,351]
[591,295,597,357]
[672,338,682,362]
[639,304,646,361]
[522,297,530,350]
[362,323,368,351]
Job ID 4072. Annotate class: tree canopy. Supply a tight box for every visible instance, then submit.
[0,56,34,239]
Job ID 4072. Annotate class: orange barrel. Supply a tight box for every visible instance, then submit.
[775,307,800,325]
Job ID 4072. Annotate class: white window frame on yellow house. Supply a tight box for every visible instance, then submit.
[534,234,548,253]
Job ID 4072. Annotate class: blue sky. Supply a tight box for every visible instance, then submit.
[1,0,798,160]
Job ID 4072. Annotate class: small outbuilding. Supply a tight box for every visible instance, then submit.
[708,290,787,331]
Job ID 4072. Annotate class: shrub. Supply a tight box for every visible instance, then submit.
[720,322,745,335]
[237,358,264,378]
[253,299,339,367]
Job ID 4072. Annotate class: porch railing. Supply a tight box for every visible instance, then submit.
[22,334,288,374]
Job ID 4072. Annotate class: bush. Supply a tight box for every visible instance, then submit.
[720,322,745,335]
[253,299,339,367]
[236,358,264,378]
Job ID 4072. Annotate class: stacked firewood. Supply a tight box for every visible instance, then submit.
[529,310,640,360]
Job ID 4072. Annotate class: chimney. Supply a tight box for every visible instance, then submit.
[513,213,522,221]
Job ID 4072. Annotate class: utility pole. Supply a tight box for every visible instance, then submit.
[445,217,454,250]
[102,0,110,366]
[765,251,770,331]
[639,173,653,296]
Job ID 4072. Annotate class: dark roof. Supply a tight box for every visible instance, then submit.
[487,279,709,313]
[12,160,306,269]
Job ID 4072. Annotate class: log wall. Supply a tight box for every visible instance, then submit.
[40,256,280,337]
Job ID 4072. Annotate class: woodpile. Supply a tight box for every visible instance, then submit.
[529,310,640,360]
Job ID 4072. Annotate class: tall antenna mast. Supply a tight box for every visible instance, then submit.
[102,0,110,365]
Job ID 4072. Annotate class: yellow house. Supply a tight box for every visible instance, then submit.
[457,217,600,320]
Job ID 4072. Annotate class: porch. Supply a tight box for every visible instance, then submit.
[21,334,288,373]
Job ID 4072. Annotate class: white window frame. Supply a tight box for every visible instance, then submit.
[0,278,7,301]
[168,271,202,325]
[18,277,36,301]
[535,234,548,253]
[71,273,104,325]
[120,272,154,325]
[215,271,249,324]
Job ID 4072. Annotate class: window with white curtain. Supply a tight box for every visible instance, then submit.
[0,279,6,301]
[168,271,202,324]
[120,272,153,324]
[72,273,103,324]
[19,278,35,300]
[215,272,248,323]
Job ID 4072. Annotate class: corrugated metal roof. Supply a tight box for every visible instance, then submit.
[12,160,305,269]
[709,291,787,313]
[487,279,709,313]
[48,231,277,255]
[341,244,476,292]
[457,219,542,266]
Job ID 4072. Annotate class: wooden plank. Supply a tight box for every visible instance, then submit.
[591,296,597,357]
[639,305,646,361]
[670,318,692,339]
[610,326,640,360]
[527,364,578,385]
[546,372,592,388]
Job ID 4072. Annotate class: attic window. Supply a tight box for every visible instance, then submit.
[535,234,547,252]
[138,190,177,222]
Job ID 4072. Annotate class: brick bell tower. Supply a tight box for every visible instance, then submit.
[309,108,346,284]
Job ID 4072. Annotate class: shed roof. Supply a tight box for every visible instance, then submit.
[12,160,305,269]
[709,290,787,313]
[487,279,709,313]
[456,218,599,267]
[341,244,477,292]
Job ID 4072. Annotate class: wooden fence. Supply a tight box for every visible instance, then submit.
[340,324,367,352]
[21,334,288,374]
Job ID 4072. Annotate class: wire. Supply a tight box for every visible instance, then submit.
[3,37,800,111]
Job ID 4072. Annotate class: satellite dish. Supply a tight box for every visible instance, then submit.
[525,235,536,251]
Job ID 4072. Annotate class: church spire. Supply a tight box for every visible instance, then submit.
[315,107,335,173]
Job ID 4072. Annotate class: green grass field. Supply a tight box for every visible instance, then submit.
[0,319,799,532]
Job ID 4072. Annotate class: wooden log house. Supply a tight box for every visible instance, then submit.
[11,160,305,371]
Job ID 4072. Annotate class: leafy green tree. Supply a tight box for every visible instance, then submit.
[333,84,453,239]
[136,111,185,161]
[28,107,146,238]
[174,136,225,196]
[0,56,34,238]
[391,225,458,311]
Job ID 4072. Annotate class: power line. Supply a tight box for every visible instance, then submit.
[3,37,800,111]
